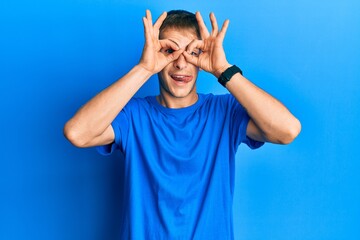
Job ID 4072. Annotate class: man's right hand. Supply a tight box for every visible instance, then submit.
[64,10,183,148]
[138,10,184,74]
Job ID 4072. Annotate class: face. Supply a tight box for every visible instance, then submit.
[158,28,200,101]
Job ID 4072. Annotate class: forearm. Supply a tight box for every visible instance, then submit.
[224,69,301,144]
[64,65,152,146]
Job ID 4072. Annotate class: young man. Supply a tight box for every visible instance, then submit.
[64,9,301,239]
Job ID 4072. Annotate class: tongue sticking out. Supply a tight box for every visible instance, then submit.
[171,74,192,83]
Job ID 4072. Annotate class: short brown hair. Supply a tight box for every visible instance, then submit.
[159,10,201,39]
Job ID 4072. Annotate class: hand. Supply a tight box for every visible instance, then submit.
[183,12,231,78]
[138,10,184,74]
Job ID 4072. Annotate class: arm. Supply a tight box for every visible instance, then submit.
[184,12,301,144]
[64,10,183,148]
[220,67,301,144]
[64,65,152,148]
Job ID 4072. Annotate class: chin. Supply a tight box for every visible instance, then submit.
[168,91,191,99]
[170,86,196,98]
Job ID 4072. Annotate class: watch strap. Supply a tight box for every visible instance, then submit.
[218,65,243,87]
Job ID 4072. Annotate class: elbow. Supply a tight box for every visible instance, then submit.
[278,118,302,145]
[63,122,89,148]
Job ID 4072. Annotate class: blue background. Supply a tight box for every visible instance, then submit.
[1,0,359,239]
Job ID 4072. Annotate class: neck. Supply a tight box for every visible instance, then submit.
[157,93,199,109]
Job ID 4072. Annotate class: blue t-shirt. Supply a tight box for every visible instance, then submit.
[97,93,263,239]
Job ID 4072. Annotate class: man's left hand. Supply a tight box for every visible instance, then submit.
[183,12,231,78]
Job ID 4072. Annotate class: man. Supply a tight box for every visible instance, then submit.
[64,9,301,239]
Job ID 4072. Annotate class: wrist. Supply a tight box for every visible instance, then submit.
[214,63,232,78]
[217,65,243,88]
[135,64,155,77]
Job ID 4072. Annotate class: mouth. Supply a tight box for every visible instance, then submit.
[170,74,193,85]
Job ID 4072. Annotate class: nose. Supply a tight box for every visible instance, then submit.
[173,53,187,70]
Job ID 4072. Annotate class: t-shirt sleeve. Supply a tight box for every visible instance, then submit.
[96,109,129,156]
[228,95,264,150]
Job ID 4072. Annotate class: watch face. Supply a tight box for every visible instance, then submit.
[218,75,228,87]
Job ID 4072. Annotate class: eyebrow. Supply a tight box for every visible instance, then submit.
[168,39,180,49]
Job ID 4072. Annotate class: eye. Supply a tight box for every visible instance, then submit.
[190,51,198,57]
[164,48,175,54]
[190,49,201,57]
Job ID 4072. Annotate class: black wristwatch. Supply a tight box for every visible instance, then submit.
[218,65,243,87]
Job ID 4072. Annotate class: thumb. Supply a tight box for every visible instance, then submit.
[183,51,199,67]
[166,48,184,63]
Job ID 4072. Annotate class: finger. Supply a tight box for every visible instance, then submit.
[218,19,230,41]
[153,12,167,38]
[183,40,204,66]
[159,39,180,50]
[195,11,210,39]
[183,51,199,67]
[154,12,167,30]
[145,9,152,25]
[159,39,180,51]
[142,17,151,42]
[185,39,204,55]
[209,12,219,36]
[166,48,185,63]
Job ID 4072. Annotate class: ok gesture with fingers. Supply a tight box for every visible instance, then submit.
[183,12,231,78]
[139,10,184,74]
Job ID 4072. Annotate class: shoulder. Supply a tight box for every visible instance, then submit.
[122,96,156,110]
[128,96,151,105]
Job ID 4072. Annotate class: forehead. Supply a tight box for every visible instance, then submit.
[160,28,199,48]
